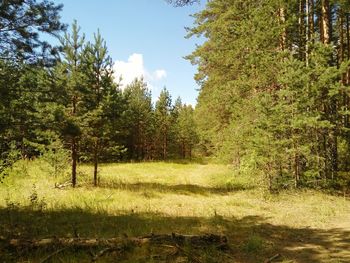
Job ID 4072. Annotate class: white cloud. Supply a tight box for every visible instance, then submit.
[113,53,167,89]
[154,69,167,80]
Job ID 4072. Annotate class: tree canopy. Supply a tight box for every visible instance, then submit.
[0,0,66,64]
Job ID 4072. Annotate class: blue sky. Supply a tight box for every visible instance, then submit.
[55,0,206,106]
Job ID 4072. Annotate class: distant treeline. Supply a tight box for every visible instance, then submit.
[0,1,197,186]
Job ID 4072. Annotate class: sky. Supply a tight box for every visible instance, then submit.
[55,0,206,106]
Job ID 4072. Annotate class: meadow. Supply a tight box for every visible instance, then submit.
[0,160,350,262]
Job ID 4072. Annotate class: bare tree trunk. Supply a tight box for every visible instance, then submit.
[6,233,228,249]
[321,0,331,44]
[294,149,300,188]
[182,140,185,159]
[189,145,192,161]
[93,142,98,187]
[305,0,309,65]
[278,6,287,51]
[320,0,337,179]
[299,0,306,60]
[309,0,315,42]
[163,128,168,160]
[339,10,345,65]
[71,97,77,188]
[330,133,338,180]
[71,139,77,188]
[347,14,350,86]
[346,14,350,171]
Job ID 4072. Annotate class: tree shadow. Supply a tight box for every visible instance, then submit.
[164,158,209,165]
[0,207,349,262]
[98,181,253,196]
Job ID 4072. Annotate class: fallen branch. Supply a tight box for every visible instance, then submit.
[39,247,68,263]
[174,243,202,263]
[264,253,281,263]
[54,181,72,189]
[5,233,228,250]
[91,247,115,262]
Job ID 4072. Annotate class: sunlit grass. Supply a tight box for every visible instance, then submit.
[1,160,350,262]
[1,160,349,228]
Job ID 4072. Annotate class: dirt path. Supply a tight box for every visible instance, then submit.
[269,215,350,262]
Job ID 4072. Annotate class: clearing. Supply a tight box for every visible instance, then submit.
[0,161,349,262]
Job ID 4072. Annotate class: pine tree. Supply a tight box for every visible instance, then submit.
[82,30,116,186]
[155,87,172,160]
[187,0,350,189]
[176,104,197,159]
[57,21,87,188]
[0,0,65,64]
[123,78,154,160]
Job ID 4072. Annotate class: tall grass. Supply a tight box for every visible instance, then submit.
[1,160,350,262]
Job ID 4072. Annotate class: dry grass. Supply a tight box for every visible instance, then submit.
[1,160,350,262]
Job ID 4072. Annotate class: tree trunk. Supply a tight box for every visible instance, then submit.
[339,10,345,65]
[323,133,329,179]
[294,151,300,188]
[320,0,337,179]
[182,140,185,159]
[347,14,350,87]
[299,0,306,61]
[345,14,350,171]
[93,143,98,187]
[305,0,310,65]
[71,96,78,188]
[330,133,338,180]
[71,138,77,188]
[309,0,314,42]
[347,14,350,62]
[278,6,287,51]
[163,129,167,160]
[321,0,331,44]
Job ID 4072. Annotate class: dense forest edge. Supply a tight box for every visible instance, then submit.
[190,0,350,193]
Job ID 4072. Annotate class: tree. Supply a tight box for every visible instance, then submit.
[155,87,172,160]
[82,30,120,186]
[57,21,87,188]
[187,0,350,190]
[123,78,154,161]
[0,0,66,63]
[176,103,197,159]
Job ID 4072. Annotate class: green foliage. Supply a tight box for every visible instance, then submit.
[0,141,21,182]
[155,87,173,159]
[41,135,70,178]
[188,0,350,191]
[0,0,66,64]
[0,15,199,186]
[28,184,47,211]
[243,234,264,254]
[123,78,155,160]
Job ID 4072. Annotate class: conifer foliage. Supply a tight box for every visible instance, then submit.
[188,0,350,190]
[0,1,198,186]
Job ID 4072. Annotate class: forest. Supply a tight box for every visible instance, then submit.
[1,0,350,262]
[0,11,197,187]
[190,0,350,191]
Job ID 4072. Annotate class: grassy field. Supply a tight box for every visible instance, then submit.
[1,160,350,262]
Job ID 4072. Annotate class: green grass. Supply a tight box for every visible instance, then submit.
[1,160,350,262]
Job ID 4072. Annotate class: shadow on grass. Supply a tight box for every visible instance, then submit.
[164,158,209,165]
[0,207,349,262]
[98,181,253,196]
